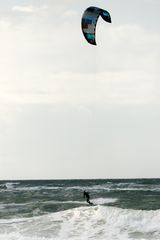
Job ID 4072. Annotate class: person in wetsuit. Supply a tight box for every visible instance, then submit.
[83,191,93,205]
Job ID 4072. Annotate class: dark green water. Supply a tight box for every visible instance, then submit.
[0,178,160,219]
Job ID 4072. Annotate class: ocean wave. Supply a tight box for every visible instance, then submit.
[5,182,20,188]
[0,206,160,240]
[3,186,63,192]
[63,183,160,192]
[0,197,117,209]
[2,181,160,193]
[0,182,20,192]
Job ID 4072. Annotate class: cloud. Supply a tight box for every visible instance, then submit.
[64,10,78,18]
[0,3,159,122]
[12,5,35,13]
[12,4,48,13]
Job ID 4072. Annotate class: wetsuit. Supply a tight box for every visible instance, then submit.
[83,191,92,205]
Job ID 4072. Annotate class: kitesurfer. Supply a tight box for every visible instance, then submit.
[83,191,93,205]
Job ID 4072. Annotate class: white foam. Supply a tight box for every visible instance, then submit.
[5,182,20,188]
[92,197,117,205]
[0,206,160,240]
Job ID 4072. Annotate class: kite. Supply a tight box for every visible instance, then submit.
[81,6,111,45]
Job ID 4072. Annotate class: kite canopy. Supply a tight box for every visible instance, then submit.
[81,6,111,45]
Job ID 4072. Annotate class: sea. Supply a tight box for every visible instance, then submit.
[0,179,160,240]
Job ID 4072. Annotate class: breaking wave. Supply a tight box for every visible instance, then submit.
[0,206,160,240]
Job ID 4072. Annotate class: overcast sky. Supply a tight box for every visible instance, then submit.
[0,0,160,179]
